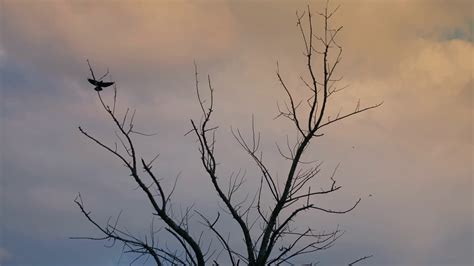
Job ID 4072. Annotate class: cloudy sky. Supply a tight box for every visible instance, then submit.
[0,0,472,265]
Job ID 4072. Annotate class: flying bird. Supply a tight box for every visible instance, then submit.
[88,78,114,91]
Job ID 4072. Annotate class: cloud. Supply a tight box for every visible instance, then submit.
[2,1,238,70]
[1,0,472,265]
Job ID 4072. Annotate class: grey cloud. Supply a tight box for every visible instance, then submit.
[1,0,473,265]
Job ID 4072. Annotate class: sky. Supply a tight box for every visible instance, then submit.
[0,0,472,265]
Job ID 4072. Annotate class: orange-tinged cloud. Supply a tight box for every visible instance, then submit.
[1,0,472,264]
[3,1,238,68]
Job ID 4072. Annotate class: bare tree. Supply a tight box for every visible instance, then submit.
[73,2,381,265]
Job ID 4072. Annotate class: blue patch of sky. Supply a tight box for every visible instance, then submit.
[3,229,137,266]
[0,55,77,123]
[1,56,64,101]
[441,19,473,42]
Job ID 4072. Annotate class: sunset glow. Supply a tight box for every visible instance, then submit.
[1,0,472,265]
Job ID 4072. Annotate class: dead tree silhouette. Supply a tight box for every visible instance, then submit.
[73,2,381,265]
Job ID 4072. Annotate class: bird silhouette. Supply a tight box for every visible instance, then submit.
[88,78,114,91]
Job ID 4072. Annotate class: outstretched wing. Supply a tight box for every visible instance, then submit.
[98,81,114,88]
[88,78,99,86]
